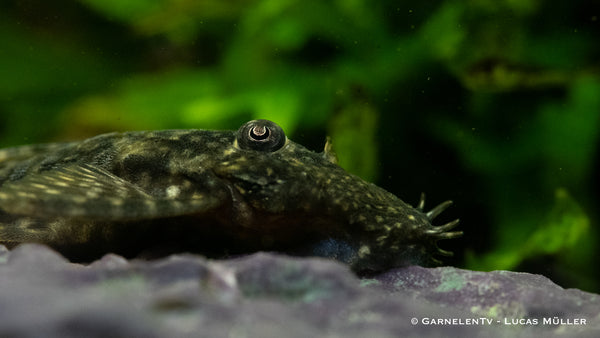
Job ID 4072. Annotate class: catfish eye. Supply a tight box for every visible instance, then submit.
[236,119,286,152]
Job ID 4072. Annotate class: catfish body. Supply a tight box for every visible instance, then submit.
[0,120,461,272]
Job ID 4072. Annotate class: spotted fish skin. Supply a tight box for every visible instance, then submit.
[0,120,461,272]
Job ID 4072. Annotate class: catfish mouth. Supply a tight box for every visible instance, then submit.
[351,194,462,273]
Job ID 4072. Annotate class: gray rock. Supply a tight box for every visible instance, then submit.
[0,244,597,337]
[374,266,600,337]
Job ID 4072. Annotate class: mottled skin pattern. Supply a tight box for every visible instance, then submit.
[0,120,461,272]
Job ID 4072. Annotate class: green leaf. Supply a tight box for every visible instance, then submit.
[467,188,590,271]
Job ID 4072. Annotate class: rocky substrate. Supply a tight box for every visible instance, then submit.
[0,244,598,337]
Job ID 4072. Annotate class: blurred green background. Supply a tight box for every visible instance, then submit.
[1,0,599,292]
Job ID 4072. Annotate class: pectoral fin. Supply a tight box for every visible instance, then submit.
[0,164,225,220]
